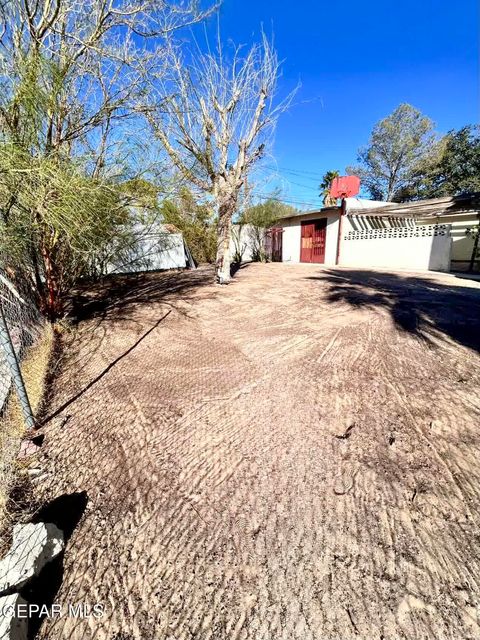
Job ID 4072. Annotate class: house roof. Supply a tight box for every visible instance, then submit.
[344,197,389,211]
[275,193,480,222]
[277,197,392,221]
[346,193,480,218]
[277,205,340,221]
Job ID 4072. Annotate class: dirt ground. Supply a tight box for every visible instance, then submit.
[31,263,480,640]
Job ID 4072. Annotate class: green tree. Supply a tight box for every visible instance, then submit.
[238,198,297,261]
[160,188,216,264]
[319,170,339,206]
[0,143,129,319]
[0,0,213,319]
[240,198,296,228]
[418,126,480,198]
[347,104,436,201]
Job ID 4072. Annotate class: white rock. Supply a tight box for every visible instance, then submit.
[0,593,28,640]
[0,523,64,595]
[26,468,42,479]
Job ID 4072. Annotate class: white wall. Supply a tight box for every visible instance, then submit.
[345,197,389,212]
[108,233,187,273]
[282,219,301,263]
[281,212,340,265]
[340,225,452,272]
[418,213,478,271]
[231,224,260,262]
[325,214,340,265]
[280,214,452,272]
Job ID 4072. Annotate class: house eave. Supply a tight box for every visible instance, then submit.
[347,193,480,218]
[277,206,341,222]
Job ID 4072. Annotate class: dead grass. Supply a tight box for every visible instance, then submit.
[0,322,55,545]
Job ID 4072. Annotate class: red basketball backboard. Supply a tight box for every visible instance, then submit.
[330,176,360,199]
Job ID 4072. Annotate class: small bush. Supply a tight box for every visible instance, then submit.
[160,188,217,264]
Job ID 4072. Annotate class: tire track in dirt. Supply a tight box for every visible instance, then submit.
[32,264,480,640]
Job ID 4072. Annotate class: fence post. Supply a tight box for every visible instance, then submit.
[0,301,35,429]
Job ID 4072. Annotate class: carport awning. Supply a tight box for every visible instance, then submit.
[347,210,414,218]
[347,193,480,219]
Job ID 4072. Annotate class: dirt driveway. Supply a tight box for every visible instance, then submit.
[33,263,480,640]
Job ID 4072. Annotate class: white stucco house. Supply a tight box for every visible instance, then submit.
[274,193,480,273]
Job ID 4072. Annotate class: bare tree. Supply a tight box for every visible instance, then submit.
[0,0,215,171]
[147,32,294,283]
[0,0,216,318]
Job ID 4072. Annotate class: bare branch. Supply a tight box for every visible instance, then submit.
[147,30,296,283]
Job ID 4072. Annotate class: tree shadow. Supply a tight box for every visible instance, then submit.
[41,311,172,425]
[68,267,215,324]
[307,269,480,353]
[40,268,216,422]
[230,261,252,277]
[20,492,89,639]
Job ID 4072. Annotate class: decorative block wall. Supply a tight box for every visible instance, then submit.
[340,224,452,272]
[344,224,450,241]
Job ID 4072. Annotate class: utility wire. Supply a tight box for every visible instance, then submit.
[251,191,321,207]
[263,164,329,180]
[256,167,321,192]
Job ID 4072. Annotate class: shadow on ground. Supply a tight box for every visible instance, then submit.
[68,267,214,324]
[31,264,480,640]
[40,267,216,425]
[42,311,172,424]
[21,492,88,639]
[309,269,480,353]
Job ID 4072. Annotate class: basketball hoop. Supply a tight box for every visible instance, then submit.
[330,176,360,199]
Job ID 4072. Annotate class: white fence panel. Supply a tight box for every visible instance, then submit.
[231,224,262,262]
[107,233,187,274]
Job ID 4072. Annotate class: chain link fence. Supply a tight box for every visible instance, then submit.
[0,269,53,530]
[0,271,45,423]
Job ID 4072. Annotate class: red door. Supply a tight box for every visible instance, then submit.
[300,219,326,263]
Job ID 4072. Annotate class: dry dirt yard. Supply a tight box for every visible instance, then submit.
[32,263,480,640]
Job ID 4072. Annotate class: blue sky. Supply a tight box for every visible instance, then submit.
[202,0,479,209]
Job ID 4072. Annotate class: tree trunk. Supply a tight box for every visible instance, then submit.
[215,196,235,284]
[39,241,63,321]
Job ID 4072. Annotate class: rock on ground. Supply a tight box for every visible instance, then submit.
[0,593,28,640]
[0,523,64,596]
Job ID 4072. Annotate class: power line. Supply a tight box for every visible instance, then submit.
[256,167,321,193]
[280,178,321,192]
[251,191,321,207]
[263,165,329,180]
